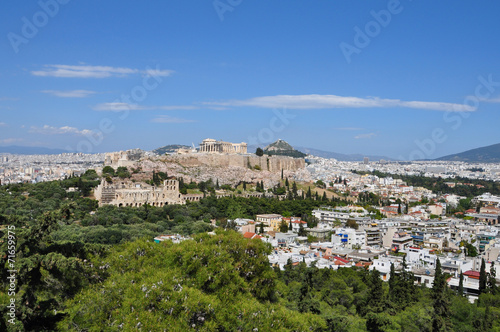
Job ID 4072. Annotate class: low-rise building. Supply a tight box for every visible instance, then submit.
[256,214,283,231]
[391,231,413,251]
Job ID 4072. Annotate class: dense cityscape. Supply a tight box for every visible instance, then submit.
[2,1,500,330]
[1,143,500,330]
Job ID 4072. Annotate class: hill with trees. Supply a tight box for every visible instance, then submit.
[436,142,500,162]
[264,139,306,158]
[153,144,192,155]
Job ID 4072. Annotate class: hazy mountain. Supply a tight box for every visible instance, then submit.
[435,143,500,162]
[294,146,395,162]
[0,145,70,155]
[264,139,307,158]
[153,144,192,155]
[247,143,394,161]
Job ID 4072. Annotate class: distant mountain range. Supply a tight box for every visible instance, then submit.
[435,143,500,162]
[294,146,395,162]
[245,142,392,161]
[153,144,192,155]
[4,142,500,163]
[0,145,70,155]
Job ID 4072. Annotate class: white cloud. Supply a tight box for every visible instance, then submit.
[93,102,197,111]
[31,64,173,78]
[354,133,377,139]
[204,94,475,112]
[93,102,143,111]
[29,125,95,136]
[142,68,174,77]
[41,90,97,98]
[152,115,196,123]
[0,138,23,144]
[0,122,7,127]
[481,96,500,103]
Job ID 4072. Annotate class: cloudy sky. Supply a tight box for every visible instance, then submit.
[1,1,499,159]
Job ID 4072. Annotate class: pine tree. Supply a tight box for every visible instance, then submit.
[432,258,450,331]
[281,168,284,180]
[389,254,414,306]
[488,261,497,294]
[433,258,445,295]
[279,220,289,233]
[292,181,298,197]
[458,272,464,296]
[306,187,312,199]
[243,182,247,190]
[483,305,492,331]
[389,263,396,302]
[259,222,264,234]
[368,269,384,313]
[322,192,327,201]
[285,178,289,187]
[288,221,293,231]
[479,258,487,294]
[298,223,306,236]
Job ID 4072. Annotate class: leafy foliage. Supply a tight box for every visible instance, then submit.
[2,176,500,331]
[59,232,326,331]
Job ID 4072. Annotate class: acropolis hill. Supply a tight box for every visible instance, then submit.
[103,139,308,186]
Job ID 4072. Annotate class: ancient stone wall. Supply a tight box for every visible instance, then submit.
[94,179,184,207]
[160,154,305,173]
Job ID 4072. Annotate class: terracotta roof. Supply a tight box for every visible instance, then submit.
[243,232,262,240]
[463,270,480,279]
[333,256,349,264]
[291,220,307,224]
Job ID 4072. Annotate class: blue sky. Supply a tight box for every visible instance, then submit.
[0,1,499,160]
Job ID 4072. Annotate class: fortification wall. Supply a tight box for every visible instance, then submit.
[160,154,305,173]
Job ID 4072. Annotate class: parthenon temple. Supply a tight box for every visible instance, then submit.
[199,138,247,154]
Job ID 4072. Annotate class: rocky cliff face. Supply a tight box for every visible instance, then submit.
[132,154,308,187]
[162,154,305,172]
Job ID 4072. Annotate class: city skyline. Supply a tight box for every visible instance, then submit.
[1,1,500,160]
